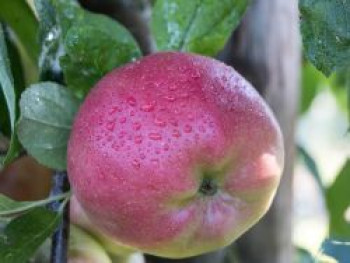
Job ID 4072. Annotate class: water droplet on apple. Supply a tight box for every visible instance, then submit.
[119,117,127,124]
[169,118,178,126]
[172,129,181,138]
[108,106,121,115]
[179,66,186,72]
[188,113,194,121]
[133,122,141,131]
[169,85,177,91]
[141,102,155,112]
[132,159,140,169]
[191,71,200,79]
[118,131,126,138]
[106,121,115,131]
[112,142,120,151]
[163,144,169,151]
[164,95,176,102]
[134,135,143,144]
[183,124,192,133]
[127,96,137,106]
[148,133,162,141]
[154,117,166,127]
[151,159,159,166]
[180,92,189,99]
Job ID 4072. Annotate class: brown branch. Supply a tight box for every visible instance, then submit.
[146,249,228,263]
[220,0,301,262]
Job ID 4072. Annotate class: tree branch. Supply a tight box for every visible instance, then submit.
[220,0,301,262]
[49,171,70,263]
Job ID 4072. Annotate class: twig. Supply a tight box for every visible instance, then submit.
[49,171,70,263]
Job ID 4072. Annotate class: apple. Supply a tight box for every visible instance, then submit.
[70,195,145,263]
[68,225,112,263]
[0,156,52,201]
[70,195,140,257]
[67,52,284,258]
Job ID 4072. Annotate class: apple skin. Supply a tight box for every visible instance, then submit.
[67,52,284,258]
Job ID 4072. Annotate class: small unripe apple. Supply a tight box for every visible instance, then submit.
[70,195,139,257]
[68,225,112,263]
[68,52,284,258]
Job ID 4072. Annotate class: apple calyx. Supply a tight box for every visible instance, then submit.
[198,177,218,196]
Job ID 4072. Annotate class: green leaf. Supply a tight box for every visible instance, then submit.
[0,0,39,62]
[2,137,20,170]
[0,26,15,131]
[152,0,249,56]
[326,159,350,238]
[330,68,350,125]
[300,0,350,76]
[348,74,350,124]
[17,82,80,170]
[0,193,70,218]
[297,145,324,193]
[60,13,142,98]
[0,25,20,167]
[0,27,26,138]
[34,0,84,80]
[300,62,327,114]
[0,207,61,263]
[329,69,349,113]
[35,0,141,97]
[50,0,84,37]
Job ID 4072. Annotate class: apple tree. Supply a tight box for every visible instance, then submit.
[0,0,349,263]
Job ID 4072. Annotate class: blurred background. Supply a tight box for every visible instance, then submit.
[293,63,350,262]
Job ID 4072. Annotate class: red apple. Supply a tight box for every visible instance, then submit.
[68,52,284,258]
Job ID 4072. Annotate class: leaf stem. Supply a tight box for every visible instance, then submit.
[0,191,71,217]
